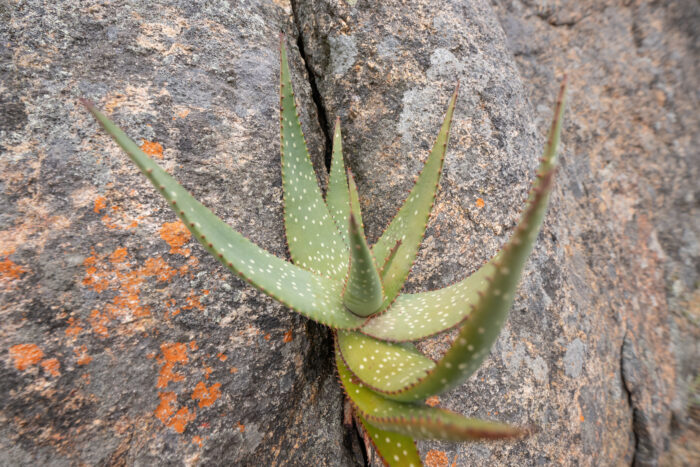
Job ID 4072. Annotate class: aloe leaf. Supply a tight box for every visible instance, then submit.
[280,38,347,280]
[356,412,422,467]
[82,100,365,330]
[379,240,402,280]
[347,168,364,229]
[337,330,435,392]
[343,213,385,317]
[325,117,352,246]
[359,78,568,401]
[359,262,493,341]
[337,347,525,441]
[372,84,459,305]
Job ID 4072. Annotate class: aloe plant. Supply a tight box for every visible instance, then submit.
[82,37,567,466]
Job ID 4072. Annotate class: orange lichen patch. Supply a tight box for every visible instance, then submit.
[162,342,188,364]
[157,361,184,388]
[65,317,84,338]
[182,292,204,311]
[230,367,238,374]
[264,334,271,341]
[89,309,110,338]
[191,381,221,408]
[165,308,182,319]
[41,358,61,377]
[10,344,44,371]
[94,196,107,213]
[109,247,128,264]
[476,198,485,209]
[168,407,195,433]
[203,366,213,380]
[189,340,198,351]
[143,257,177,282]
[75,345,92,365]
[80,244,199,334]
[140,140,164,159]
[217,353,227,362]
[283,330,293,343]
[97,203,139,230]
[155,391,177,424]
[425,395,440,407]
[192,435,203,447]
[81,251,109,292]
[160,221,191,255]
[157,342,188,389]
[425,450,449,467]
[237,422,245,432]
[101,214,120,229]
[580,415,585,422]
[0,256,28,282]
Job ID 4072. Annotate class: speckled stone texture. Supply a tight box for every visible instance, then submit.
[1,1,359,465]
[294,0,698,465]
[493,2,698,465]
[2,0,698,466]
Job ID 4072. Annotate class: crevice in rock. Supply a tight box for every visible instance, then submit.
[621,333,639,466]
[290,3,368,465]
[290,0,333,172]
[621,332,656,466]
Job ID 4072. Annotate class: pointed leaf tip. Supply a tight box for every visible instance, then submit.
[279,34,347,280]
[79,97,95,109]
[360,83,568,399]
[337,348,527,443]
[343,211,384,317]
[83,102,365,330]
[371,88,458,306]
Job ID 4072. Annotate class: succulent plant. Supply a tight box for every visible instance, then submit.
[82,37,567,466]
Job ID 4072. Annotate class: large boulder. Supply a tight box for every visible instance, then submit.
[0,1,358,465]
[2,0,696,465]
[295,0,697,465]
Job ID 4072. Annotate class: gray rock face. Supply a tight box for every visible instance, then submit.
[1,1,357,465]
[295,0,698,465]
[2,0,697,465]
[493,1,699,465]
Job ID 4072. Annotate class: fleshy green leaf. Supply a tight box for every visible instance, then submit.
[379,239,402,280]
[82,100,365,330]
[356,413,422,467]
[359,262,493,341]
[371,84,459,307]
[359,78,568,401]
[347,169,364,229]
[326,117,351,246]
[337,347,525,441]
[280,38,347,280]
[337,330,435,392]
[343,213,385,317]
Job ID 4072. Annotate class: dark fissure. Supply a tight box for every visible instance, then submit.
[290,2,333,172]
[290,3,370,465]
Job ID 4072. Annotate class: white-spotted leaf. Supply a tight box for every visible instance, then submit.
[280,39,348,280]
[337,348,525,441]
[372,85,459,306]
[82,101,365,330]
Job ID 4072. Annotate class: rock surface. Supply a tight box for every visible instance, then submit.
[1,1,358,465]
[295,0,698,465]
[2,0,697,466]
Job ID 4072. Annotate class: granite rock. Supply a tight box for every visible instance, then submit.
[0,1,358,465]
[295,0,697,465]
[2,0,697,465]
